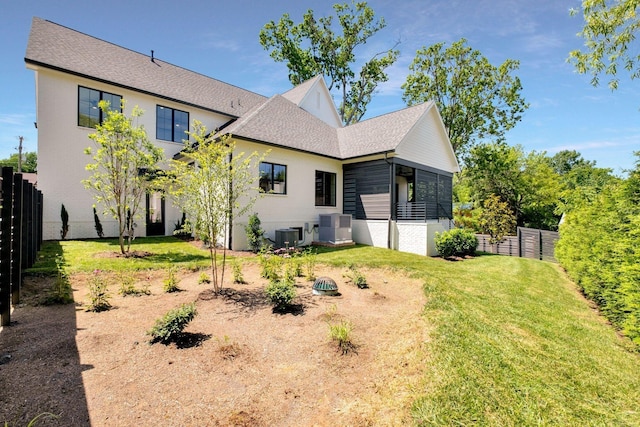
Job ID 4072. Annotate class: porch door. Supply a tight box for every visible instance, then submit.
[146,192,165,236]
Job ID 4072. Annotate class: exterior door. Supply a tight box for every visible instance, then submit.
[146,192,165,236]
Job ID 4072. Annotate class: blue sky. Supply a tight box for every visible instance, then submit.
[1,0,638,174]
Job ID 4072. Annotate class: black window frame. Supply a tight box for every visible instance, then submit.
[315,170,336,206]
[78,86,122,128]
[259,162,287,195]
[156,105,189,143]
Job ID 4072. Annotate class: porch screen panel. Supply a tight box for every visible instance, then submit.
[438,175,453,218]
[343,161,390,220]
[415,170,438,219]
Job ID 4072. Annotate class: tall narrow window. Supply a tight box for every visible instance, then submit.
[259,162,287,194]
[315,170,336,206]
[156,105,189,142]
[78,86,121,128]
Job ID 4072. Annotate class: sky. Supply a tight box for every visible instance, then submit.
[1,0,638,175]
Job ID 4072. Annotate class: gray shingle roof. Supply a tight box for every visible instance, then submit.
[221,95,341,158]
[25,17,265,117]
[337,102,433,159]
[25,17,441,162]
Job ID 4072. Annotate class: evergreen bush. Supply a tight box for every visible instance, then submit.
[435,228,478,258]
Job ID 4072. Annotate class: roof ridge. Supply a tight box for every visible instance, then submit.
[32,18,265,100]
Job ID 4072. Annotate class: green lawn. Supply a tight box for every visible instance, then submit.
[27,238,640,425]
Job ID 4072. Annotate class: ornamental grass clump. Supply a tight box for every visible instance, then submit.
[148,302,197,344]
[329,320,356,355]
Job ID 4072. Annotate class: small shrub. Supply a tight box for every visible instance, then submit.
[148,302,197,344]
[434,228,478,258]
[344,265,368,289]
[265,279,297,310]
[198,271,211,285]
[329,320,356,355]
[231,259,245,284]
[163,267,180,293]
[283,258,297,285]
[173,212,191,239]
[60,204,69,240]
[302,247,317,281]
[245,213,265,253]
[119,273,149,296]
[259,249,281,281]
[86,269,111,312]
[93,206,104,238]
[43,254,73,305]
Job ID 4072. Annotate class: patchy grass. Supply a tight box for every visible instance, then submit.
[24,238,640,424]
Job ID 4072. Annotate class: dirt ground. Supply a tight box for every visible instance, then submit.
[0,256,430,426]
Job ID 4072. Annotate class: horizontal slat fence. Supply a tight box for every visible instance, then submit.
[0,167,43,327]
[476,227,559,262]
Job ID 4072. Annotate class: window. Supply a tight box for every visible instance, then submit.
[156,105,189,142]
[259,162,287,194]
[78,86,121,128]
[315,170,336,206]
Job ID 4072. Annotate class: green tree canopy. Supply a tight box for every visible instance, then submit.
[259,1,399,125]
[0,151,37,173]
[461,142,562,231]
[84,100,163,254]
[402,38,528,160]
[569,0,640,89]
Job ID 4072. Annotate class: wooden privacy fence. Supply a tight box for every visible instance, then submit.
[476,227,560,262]
[0,167,43,326]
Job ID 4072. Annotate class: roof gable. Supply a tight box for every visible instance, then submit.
[395,103,460,172]
[282,76,342,128]
[25,17,265,117]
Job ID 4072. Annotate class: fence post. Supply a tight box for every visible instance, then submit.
[0,167,14,326]
[11,174,23,305]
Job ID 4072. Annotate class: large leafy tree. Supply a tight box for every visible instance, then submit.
[259,1,399,125]
[164,122,265,293]
[569,0,640,89]
[461,142,562,231]
[84,100,163,254]
[402,38,528,160]
[0,152,37,173]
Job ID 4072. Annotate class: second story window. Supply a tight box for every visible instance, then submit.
[259,162,287,194]
[156,105,189,142]
[78,86,121,128]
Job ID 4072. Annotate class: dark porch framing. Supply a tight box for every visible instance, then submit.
[343,158,453,222]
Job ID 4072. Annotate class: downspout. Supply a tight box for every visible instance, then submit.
[384,153,393,250]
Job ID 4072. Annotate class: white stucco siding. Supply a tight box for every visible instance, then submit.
[394,109,459,173]
[34,67,231,240]
[231,140,343,250]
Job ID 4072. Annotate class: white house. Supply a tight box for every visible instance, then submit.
[25,17,459,256]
